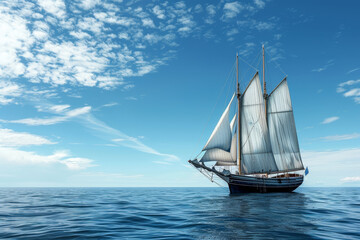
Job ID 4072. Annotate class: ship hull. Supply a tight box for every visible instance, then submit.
[226,174,303,194]
[188,160,304,194]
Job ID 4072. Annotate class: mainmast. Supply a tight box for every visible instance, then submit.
[262,45,268,121]
[236,54,241,175]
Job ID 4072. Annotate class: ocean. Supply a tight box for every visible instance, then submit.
[0,187,359,239]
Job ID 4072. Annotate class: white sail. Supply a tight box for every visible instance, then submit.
[201,148,234,163]
[240,73,278,174]
[201,130,237,165]
[267,79,304,171]
[202,94,235,152]
[230,114,236,132]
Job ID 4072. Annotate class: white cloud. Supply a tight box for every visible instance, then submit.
[344,88,360,97]
[339,79,360,87]
[194,4,203,13]
[321,116,339,124]
[337,79,360,103]
[302,148,360,186]
[152,5,165,19]
[254,0,265,9]
[0,128,54,147]
[347,68,360,74]
[0,81,22,105]
[227,28,239,36]
[101,102,118,108]
[223,2,243,19]
[255,21,274,30]
[206,5,216,15]
[341,176,360,182]
[0,0,276,94]
[61,157,95,170]
[312,59,334,72]
[142,18,155,28]
[49,104,71,113]
[0,147,94,170]
[76,0,101,10]
[320,133,360,141]
[37,0,66,19]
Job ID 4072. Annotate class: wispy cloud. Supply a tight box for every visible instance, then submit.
[4,106,91,126]
[347,67,360,74]
[341,176,360,182]
[321,116,339,124]
[302,148,360,186]
[337,79,360,104]
[312,59,334,72]
[78,171,143,179]
[320,133,360,141]
[82,113,179,162]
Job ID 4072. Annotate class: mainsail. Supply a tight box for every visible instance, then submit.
[267,78,304,171]
[240,73,278,174]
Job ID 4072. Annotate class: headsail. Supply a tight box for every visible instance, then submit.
[267,78,304,171]
[240,73,278,174]
[201,95,237,166]
[202,94,235,152]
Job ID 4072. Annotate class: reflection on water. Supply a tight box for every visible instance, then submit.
[0,188,359,239]
[193,191,314,239]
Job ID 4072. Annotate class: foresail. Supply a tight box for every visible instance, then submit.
[201,129,237,165]
[201,148,234,163]
[267,79,304,171]
[202,94,235,152]
[240,73,278,174]
[230,114,236,132]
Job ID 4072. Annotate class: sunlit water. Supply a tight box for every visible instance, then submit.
[0,187,359,239]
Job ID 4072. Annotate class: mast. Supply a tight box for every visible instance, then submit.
[236,53,241,175]
[262,45,268,121]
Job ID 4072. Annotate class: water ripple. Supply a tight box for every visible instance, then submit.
[0,187,359,239]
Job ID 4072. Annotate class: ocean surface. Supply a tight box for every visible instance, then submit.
[0,187,359,239]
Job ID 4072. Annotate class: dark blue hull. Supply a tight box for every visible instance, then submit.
[227,174,304,194]
[188,160,304,194]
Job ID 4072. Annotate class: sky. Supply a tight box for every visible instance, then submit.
[0,0,359,187]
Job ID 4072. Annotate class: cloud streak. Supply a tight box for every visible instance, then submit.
[320,133,360,141]
[3,106,91,126]
[82,113,179,162]
[321,116,339,124]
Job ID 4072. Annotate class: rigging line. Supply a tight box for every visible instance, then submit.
[237,54,259,72]
[192,60,237,159]
[238,50,260,93]
[264,48,287,77]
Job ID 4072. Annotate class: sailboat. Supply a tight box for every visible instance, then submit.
[189,46,305,193]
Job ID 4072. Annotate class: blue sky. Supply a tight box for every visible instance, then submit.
[0,0,359,187]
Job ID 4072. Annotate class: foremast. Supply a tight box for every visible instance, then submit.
[236,54,241,175]
[263,45,268,122]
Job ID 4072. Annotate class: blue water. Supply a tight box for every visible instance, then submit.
[0,188,359,239]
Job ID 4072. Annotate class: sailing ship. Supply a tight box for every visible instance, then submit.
[189,46,306,193]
